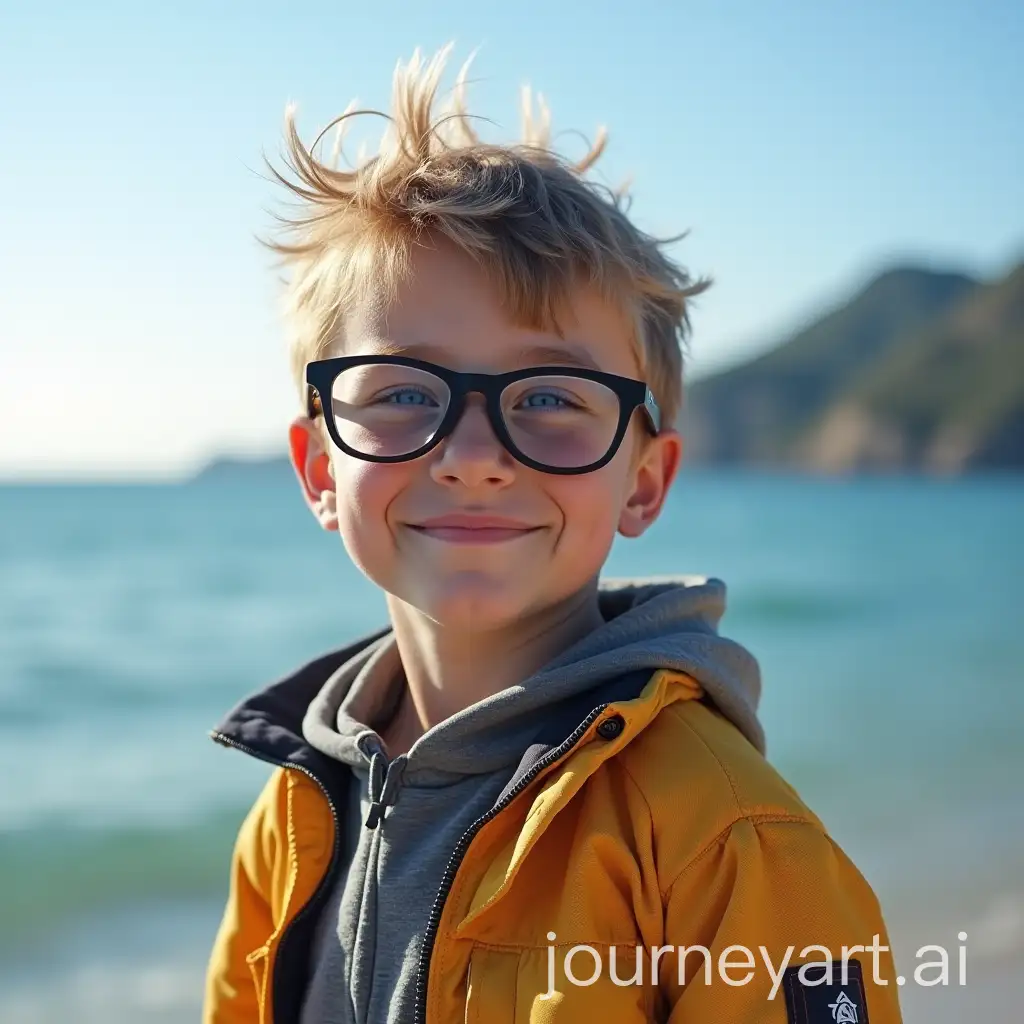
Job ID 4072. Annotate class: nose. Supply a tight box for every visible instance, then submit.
[428,395,516,488]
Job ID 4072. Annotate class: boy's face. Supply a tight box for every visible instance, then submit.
[290,238,682,632]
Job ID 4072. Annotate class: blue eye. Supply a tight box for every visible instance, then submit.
[519,391,576,409]
[378,388,440,407]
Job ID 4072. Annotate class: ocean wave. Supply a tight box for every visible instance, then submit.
[0,662,177,725]
[728,587,880,625]
[1,960,205,1024]
[0,812,247,953]
[966,892,1024,961]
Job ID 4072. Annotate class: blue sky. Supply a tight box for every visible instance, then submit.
[1,0,1021,479]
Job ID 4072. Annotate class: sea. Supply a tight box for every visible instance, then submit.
[1,468,1022,1022]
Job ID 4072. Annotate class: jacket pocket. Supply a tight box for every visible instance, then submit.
[465,944,655,1023]
[465,947,521,1024]
[517,944,654,1023]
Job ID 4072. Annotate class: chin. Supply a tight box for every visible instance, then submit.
[411,575,535,631]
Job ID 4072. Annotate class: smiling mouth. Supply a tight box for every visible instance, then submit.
[407,524,541,545]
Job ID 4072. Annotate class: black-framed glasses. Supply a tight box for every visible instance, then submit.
[305,356,662,475]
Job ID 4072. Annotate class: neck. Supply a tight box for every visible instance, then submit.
[385,584,606,740]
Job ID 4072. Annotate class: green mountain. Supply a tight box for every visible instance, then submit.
[682,262,1024,472]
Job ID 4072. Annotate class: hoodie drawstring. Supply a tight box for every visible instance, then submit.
[365,750,406,829]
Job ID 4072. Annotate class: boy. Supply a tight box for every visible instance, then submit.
[204,46,903,1023]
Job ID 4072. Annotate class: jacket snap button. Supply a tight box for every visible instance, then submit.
[597,714,625,740]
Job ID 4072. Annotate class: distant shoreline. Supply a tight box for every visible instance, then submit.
[1,459,1023,486]
[187,454,1024,483]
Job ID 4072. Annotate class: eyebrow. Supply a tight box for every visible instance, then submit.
[363,340,603,372]
[516,344,602,371]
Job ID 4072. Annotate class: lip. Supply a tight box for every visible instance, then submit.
[414,513,537,530]
[407,513,541,544]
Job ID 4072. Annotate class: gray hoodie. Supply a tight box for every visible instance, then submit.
[298,576,762,1024]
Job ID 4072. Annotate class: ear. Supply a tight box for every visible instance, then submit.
[288,416,338,532]
[618,428,683,539]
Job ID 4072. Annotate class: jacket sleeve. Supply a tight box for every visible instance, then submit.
[203,769,286,1024]
[658,815,904,1023]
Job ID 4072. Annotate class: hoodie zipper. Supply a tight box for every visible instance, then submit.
[412,702,609,1024]
[210,730,343,1024]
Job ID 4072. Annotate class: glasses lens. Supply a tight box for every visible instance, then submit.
[330,364,449,457]
[501,375,621,469]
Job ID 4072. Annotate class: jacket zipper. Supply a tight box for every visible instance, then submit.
[210,730,343,1024]
[412,702,610,1024]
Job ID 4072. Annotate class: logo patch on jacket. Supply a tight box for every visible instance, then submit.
[782,959,868,1024]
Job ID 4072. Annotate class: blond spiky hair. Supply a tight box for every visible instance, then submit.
[266,44,711,427]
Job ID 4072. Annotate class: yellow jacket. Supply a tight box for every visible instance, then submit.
[204,660,902,1023]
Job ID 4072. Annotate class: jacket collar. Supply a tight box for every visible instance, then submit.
[209,626,657,781]
[209,627,390,770]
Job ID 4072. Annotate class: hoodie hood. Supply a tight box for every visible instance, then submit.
[558,575,762,751]
[300,575,764,780]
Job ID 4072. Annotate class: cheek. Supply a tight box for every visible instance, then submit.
[547,470,628,549]
[331,455,405,558]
